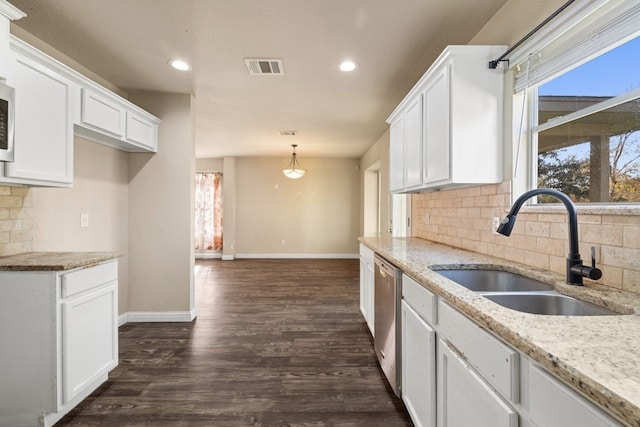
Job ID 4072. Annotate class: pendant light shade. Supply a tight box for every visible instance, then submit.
[282,144,306,179]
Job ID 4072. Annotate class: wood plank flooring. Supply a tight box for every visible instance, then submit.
[56,259,413,426]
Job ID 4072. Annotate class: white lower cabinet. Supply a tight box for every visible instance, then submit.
[528,365,621,427]
[397,276,620,427]
[437,338,518,427]
[401,300,436,427]
[359,244,375,335]
[0,260,118,427]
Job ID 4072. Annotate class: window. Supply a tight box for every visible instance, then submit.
[508,0,640,204]
[534,36,640,203]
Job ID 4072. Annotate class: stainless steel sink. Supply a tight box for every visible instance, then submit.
[435,269,554,292]
[435,269,619,316]
[484,292,619,316]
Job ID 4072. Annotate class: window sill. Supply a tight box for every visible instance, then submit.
[516,204,640,216]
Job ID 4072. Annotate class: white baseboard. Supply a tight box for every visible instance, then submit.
[235,253,359,259]
[195,253,222,259]
[118,309,197,325]
[118,313,128,327]
[221,254,235,261]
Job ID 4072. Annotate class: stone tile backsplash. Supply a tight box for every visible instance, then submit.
[0,186,33,256]
[412,181,640,294]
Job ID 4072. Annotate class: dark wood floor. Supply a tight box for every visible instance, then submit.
[56,258,412,426]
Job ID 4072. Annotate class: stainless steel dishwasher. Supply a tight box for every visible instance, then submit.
[373,254,402,397]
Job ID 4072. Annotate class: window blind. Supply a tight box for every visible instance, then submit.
[510,0,640,92]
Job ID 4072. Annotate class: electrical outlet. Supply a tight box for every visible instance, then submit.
[80,213,89,228]
[281,240,286,246]
[491,216,500,235]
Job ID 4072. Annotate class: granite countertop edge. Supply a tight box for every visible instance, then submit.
[360,236,640,427]
[0,251,123,271]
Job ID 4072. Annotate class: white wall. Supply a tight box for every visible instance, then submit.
[127,91,195,316]
[32,137,130,313]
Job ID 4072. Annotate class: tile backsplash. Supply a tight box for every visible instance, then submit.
[412,181,640,294]
[0,186,33,256]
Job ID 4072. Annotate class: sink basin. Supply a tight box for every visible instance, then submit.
[435,269,554,292]
[484,292,619,316]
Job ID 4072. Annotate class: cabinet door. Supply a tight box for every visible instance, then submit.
[62,283,118,404]
[437,339,518,427]
[6,48,73,185]
[359,257,375,336]
[389,117,405,192]
[423,64,450,185]
[359,257,367,319]
[402,301,436,427]
[365,261,375,335]
[126,111,158,152]
[404,96,423,190]
[80,88,126,138]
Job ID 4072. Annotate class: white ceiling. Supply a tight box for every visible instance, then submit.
[8,0,508,159]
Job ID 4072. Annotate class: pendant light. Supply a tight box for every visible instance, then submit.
[282,144,306,179]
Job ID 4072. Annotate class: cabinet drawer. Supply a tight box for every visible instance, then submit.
[402,274,437,325]
[529,365,621,427]
[62,261,118,298]
[438,300,519,402]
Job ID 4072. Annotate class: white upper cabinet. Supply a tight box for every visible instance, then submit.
[422,64,450,186]
[0,2,25,80]
[3,37,75,187]
[80,88,126,138]
[404,96,423,190]
[389,118,405,192]
[75,85,159,153]
[387,45,506,193]
[125,110,158,151]
[0,32,159,187]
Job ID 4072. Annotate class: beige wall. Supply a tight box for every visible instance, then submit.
[360,128,391,237]
[196,158,223,172]
[32,138,130,312]
[234,156,360,256]
[128,91,195,314]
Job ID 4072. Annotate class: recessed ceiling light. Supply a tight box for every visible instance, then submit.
[339,60,357,72]
[168,59,191,71]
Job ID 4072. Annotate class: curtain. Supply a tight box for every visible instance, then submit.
[195,172,223,252]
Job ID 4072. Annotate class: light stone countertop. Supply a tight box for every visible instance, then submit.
[360,236,640,427]
[0,251,122,271]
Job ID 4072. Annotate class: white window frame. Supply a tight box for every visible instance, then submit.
[508,0,640,209]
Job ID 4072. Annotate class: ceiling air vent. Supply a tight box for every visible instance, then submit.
[279,131,297,136]
[244,58,284,75]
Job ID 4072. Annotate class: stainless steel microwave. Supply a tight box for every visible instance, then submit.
[0,81,14,162]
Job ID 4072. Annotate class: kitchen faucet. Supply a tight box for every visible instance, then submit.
[496,188,602,285]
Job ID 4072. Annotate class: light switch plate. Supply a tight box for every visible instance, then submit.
[491,216,500,235]
[80,213,89,228]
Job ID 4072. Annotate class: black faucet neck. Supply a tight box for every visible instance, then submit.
[501,188,600,285]
[507,188,580,259]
